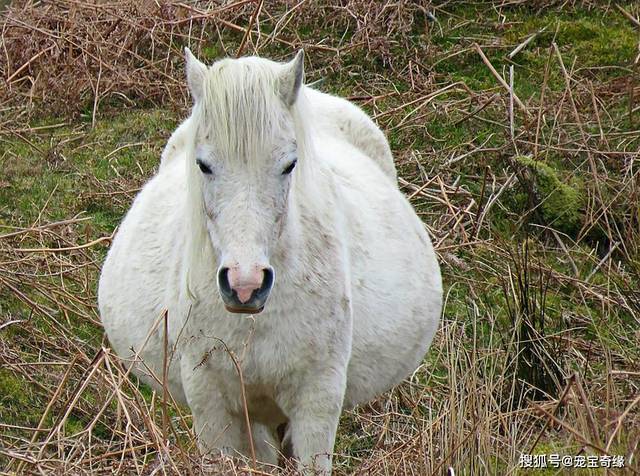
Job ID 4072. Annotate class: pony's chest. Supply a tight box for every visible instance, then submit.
[186,311,318,379]
[231,317,321,383]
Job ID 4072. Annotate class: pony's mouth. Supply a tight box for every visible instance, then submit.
[224,304,265,315]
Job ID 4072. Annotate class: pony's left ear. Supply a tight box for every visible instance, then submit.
[279,50,304,107]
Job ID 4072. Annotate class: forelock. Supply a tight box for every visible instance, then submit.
[196,57,292,163]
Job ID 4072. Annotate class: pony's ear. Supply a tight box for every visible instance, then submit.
[185,47,207,103]
[279,50,304,107]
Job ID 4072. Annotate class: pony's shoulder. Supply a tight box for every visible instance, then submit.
[304,87,396,181]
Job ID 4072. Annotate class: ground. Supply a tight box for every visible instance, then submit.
[0,1,638,474]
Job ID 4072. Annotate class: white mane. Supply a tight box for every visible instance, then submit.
[183,57,318,299]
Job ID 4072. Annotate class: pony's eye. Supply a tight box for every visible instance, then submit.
[196,159,213,175]
[282,159,297,175]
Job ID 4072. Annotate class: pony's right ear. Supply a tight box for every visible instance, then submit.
[279,50,304,107]
[185,47,207,103]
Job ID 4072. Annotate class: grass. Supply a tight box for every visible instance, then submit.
[1,0,639,474]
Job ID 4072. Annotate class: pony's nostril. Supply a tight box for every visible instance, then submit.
[260,267,274,293]
[217,267,231,294]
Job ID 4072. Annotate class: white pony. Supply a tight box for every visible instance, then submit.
[98,49,442,474]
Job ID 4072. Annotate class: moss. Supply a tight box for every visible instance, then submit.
[0,369,44,430]
[200,43,222,62]
[512,155,583,235]
[64,415,85,436]
[557,18,637,69]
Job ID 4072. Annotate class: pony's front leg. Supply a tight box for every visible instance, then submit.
[279,367,347,474]
[179,356,248,459]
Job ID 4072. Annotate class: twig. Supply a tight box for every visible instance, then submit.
[91,61,102,128]
[373,82,463,120]
[585,242,619,283]
[13,235,112,253]
[6,45,55,83]
[0,319,25,331]
[473,43,530,117]
[507,27,546,59]
[210,338,257,469]
[161,310,170,444]
[616,4,640,29]
[236,0,263,57]
[452,93,498,126]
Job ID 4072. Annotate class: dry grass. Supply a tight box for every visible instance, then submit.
[1,0,639,474]
[0,0,257,118]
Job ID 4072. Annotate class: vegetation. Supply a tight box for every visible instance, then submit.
[0,0,638,474]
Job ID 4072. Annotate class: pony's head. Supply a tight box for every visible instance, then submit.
[184,49,308,314]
